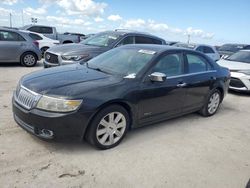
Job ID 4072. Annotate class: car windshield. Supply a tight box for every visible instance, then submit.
[219,44,245,52]
[81,32,121,47]
[173,43,196,49]
[226,51,250,63]
[87,47,156,77]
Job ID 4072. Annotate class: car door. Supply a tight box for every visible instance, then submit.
[138,51,187,124]
[0,30,26,62]
[182,52,217,112]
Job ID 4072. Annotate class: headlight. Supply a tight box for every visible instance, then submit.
[36,95,82,112]
[61,54,89,61]
[238,70,250,75]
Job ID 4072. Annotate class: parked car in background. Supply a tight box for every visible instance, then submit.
[217,50,250,92]
[43,30,166,68]
[82,33,95,40]
[166,41,178,45]
[218,44,250,59]
[13,45,230,149]
[0,27,41,67]
[173,43,220,61]
[23,31,60,56]
[20,25,80,44]
[64,32,86,41]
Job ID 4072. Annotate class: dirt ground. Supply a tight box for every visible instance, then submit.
[0,62,250,188]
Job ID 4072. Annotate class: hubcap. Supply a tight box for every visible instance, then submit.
[24,54,35,65]
[96,112,126,146]
[208,92,220,114]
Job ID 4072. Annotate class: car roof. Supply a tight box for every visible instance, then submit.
[120,44,194,53]
[175,42,214,48]
[100,30,165,41]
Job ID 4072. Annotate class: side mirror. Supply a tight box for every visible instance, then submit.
[149,72,167,82]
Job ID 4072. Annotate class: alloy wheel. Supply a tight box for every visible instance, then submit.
[208,92,220,114]
[24,54,36,66]
[96,112,126,146]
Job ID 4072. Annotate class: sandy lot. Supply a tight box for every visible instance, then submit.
[0,62,250,188]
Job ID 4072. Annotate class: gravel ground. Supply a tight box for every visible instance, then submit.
[0,62,250,188]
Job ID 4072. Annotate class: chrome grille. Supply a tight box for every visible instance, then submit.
[16,87,40,110]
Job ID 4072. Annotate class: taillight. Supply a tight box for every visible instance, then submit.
[33,41,39,48]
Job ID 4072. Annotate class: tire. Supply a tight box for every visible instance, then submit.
[21,52,37,67]
[199,89,222,117]
[41,47,49,57]
[85,105,130,150]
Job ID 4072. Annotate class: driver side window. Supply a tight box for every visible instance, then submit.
[152,53,184,77]
[117,36,135,47]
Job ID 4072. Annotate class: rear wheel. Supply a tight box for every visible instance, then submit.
[21,52,37,67]
[199,89,221,117]
[85,105,129,149]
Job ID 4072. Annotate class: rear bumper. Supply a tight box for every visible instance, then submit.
[12,98,94,139]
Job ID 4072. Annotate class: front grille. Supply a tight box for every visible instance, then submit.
[45,52,59,64]
[230,78,246,88]
[16,87,40,110]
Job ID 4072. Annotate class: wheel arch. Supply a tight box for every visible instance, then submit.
[62,40,73,44]
[20,51,38,62]
[82,100,135,140]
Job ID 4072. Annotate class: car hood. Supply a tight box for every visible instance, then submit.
[48,43,108,55]
[21,64,123,98]
[217,59,250,71]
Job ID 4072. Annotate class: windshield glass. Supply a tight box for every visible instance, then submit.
[173,43,196,49]
[227,51,250,63]
[219,44,245,52]
[81,32,121,47]
[87,48,156,76]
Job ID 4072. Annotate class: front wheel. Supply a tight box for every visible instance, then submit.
[21,52,37,67]
[85,105,130,150]
[199,89,222,117]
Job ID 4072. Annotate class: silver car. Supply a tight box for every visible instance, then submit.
[0,27,41,67]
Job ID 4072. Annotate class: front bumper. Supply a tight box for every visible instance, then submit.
[229,72,250,92]
[43,51,85,68]
[12,98,93,139]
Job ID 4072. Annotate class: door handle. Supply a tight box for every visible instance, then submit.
[177,82,187,87]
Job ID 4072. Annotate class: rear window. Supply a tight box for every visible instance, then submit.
[203,46,215,53]
[28,26,53,34]
[29,33,43,40]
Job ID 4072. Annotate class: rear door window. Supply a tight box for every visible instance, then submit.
[135,36,162,44]
[0,31,25,41]
[186,54,212,73]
